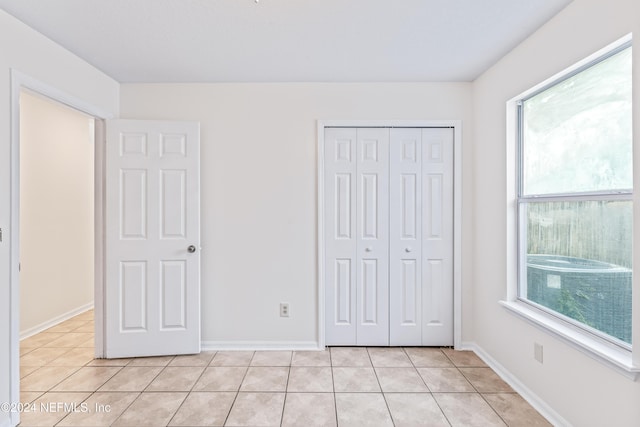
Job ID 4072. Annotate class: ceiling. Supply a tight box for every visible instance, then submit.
[0,0,572,83]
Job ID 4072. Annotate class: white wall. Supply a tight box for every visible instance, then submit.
[471,0,640,425]
[0,9,119,427]
[120,83,474,346]
[19,92,95,336]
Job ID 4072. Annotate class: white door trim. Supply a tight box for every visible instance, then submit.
[317,120,463,349]
[9,70,112,426]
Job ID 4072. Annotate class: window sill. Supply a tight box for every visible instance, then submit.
[499,300,639,381]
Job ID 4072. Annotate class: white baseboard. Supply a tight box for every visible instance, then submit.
[202,341,321,351]
[460,341,571,427]
[19,302,94,340]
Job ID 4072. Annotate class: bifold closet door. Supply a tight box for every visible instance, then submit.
[389,128,454,346]
[325,128,389,346]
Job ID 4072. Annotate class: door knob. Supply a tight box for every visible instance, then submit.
[188,245,197,253]
[365,247,372,252]
[405,247,412,253]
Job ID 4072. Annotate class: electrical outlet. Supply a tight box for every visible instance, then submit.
[280,303,289,317]
[534,342,544,364]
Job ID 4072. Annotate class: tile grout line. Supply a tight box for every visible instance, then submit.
[221,357,253,427]
[377,378,397,424]
[108,391,143,427]
[53,390,97,427]
[404,347,433,392]
[427,348,455,427]
[279,351,294,426]
[109,358,176,426]
[367,347,396,427]
[477,391,510,426]
[443,349,508,426]
[328,347,340,427]
[164,351,218,427]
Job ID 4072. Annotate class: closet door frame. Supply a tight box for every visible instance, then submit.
[318,120,462,349]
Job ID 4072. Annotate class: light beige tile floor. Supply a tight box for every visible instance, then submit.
[17,310,552,426]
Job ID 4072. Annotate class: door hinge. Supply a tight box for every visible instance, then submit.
[0,227,3,242]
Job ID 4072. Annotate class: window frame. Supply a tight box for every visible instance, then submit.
[503,34,639,380]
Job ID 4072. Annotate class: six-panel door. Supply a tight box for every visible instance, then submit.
[105,120,200,358]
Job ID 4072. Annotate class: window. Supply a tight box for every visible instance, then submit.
[517,44,633,349]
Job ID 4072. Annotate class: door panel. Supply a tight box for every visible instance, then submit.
[426,174,444,237]
[400,259,418,324]
[361,259,379,324]
[160,170,187,238]
[161,260,187,329]
[356,128,389,346]
[325,128,357,345]
[421,128,454,346]
[335,174,352,239]
[361,174,379,239]
[334,259,353,324]
[120,261,146,330]
[106,119,200,358]
[120,169,147,238]
[401,174,418,238]
[390,128,423,345]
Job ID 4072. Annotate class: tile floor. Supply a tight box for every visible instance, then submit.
[18,310,551,426]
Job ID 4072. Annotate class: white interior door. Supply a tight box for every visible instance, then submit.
[105,119,200,358]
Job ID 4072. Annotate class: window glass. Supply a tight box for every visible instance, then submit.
[523,200,632,344]
[522,48,632,196]
[519,45,632,348]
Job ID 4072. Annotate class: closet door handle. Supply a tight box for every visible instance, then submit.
[405,247,412,253]
[365,247,372,252]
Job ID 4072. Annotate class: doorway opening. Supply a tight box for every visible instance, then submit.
[17,91,100,405]
[19,90,96,341]
[9,72,109,426]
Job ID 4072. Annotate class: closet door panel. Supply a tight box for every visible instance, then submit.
[421,128,454,345]
[325,128,358,345]
[356,128,389,346]
[390,128,423,345]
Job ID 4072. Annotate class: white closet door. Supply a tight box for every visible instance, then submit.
[325,128,389,346]
[324,128,358,345]
[389,128,423,345]
[421,128,454,346]
[324,126,452,347]
[356,128,389,346]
